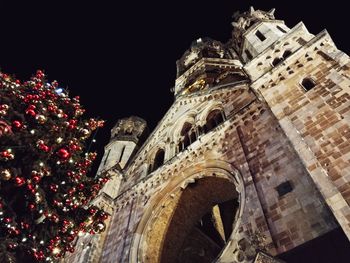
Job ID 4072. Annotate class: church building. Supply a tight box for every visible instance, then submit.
[66,7,350,263]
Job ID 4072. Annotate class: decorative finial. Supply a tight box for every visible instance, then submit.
[269,8,275,16]
[231,22,238,28]
[249,6,255,14]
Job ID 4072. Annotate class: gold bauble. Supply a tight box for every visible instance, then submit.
[1,169,11,180]
[36,115,47,124]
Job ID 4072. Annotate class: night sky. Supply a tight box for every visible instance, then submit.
[0,0,349,171]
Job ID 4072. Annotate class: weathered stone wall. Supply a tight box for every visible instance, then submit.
[251,29,350,239]
[66,9,350,263]
[99,85,335,262]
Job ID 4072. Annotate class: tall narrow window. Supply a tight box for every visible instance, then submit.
[103,149,111,166]
[178,141,184,153]
[277,25,287,33]
[272,57,283,67]
[118,145,125,163]
[189,131,197,144]
[152,149,165,172]
[301,77,316,91]
[245,50,253,61]
[180,122,192,150]
[205,110,224,132]
[282,50,292,59]
[255,30,266,41]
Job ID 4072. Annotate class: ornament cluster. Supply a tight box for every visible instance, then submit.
[0,70,109,262]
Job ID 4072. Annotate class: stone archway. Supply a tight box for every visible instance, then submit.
[132,167,244,263]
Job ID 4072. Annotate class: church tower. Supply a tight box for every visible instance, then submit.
[64,116,148,263]
[67,7,350,263]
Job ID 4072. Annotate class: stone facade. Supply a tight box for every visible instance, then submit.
[65,7,350,263]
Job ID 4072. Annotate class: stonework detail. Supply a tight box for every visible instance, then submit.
[66,7,350,263]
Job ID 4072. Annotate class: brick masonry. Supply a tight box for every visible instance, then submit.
[65,8,349,263]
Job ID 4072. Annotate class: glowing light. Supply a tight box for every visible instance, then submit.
[54,87,63,94]
[52,247,60,254]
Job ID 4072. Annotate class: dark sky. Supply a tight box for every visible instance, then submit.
[0,0,349,171]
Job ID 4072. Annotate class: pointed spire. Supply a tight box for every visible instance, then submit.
[249,6,255,14]
[269,8,275,16]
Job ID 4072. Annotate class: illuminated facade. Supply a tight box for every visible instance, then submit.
[66,7,350,263]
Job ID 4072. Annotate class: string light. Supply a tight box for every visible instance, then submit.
[0,70,108,261]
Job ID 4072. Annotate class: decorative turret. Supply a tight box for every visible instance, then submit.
[176,38,233,77]
[97,116,148,174]
[231,7,290,62]
[174,38,248,96]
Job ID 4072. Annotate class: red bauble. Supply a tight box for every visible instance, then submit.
[36,70,44,79]
[15,177,25,186]
[57,148,71,160]
[26,109,36,117]
[101,213,108,220]
[51,214,59,223]
[20,222,30,229]
[28,203,36,210]
[27,184,35,191]
[32,175,41,183]
[9,228,20,235]
[50,184,58,192]
[40,144,50,152]
[12,120,23,129]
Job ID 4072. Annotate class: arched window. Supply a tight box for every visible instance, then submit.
[282,50,292,59]
[301,77,316,91]
[272,57,283,67]
[151,149,165,173]
[189,131,197,144]
[177,122,194,153]
[205,109,225,132]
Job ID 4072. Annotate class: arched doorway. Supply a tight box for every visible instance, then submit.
[134,168,243,263]
[161,177,239,263]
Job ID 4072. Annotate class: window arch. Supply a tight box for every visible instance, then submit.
[282,50,292,59]
[178,122,195,152]
[301,77,316,91]
[149,148,165,173]
[205,109,225,132]
[272,57,283,67]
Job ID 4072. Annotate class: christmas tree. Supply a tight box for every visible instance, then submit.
[0,70,109,262]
